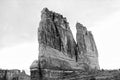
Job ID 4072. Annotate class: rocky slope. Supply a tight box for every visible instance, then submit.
[31,8,99,80]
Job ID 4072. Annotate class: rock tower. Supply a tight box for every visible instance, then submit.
[30,8,99,80]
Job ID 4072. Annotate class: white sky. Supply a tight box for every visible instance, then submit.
[0,0,120,74]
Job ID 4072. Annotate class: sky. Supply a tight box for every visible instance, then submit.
[0,0,120,74]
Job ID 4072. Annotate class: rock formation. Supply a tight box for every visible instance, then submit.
[30,60,40,80]
[0,69,30,80]
[30,8,99,80]
[76,23,99,70]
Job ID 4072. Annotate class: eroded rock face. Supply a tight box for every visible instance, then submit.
[36,8,99,80]
[76,23,99,70]
[38,8,78,70]
[38,8,77,59]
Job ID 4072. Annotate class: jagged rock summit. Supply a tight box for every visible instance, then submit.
[31,8,99,80]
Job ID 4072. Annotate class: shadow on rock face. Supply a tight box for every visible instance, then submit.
[90,77,96,80]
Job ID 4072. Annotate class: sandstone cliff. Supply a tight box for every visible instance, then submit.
[38,8,79,70]
[31,8,99,80]
[38,8,99,70]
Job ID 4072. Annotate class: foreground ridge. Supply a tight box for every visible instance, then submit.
[31,8,99,80]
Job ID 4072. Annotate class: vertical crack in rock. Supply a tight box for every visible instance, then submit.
[31,8,99,80]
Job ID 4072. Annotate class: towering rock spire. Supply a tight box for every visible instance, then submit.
[38,7,99,70]
[76,22,99,69]
[31,8,100,80]
[38,8,77,59]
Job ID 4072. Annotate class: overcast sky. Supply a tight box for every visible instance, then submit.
[0,0,120,74]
